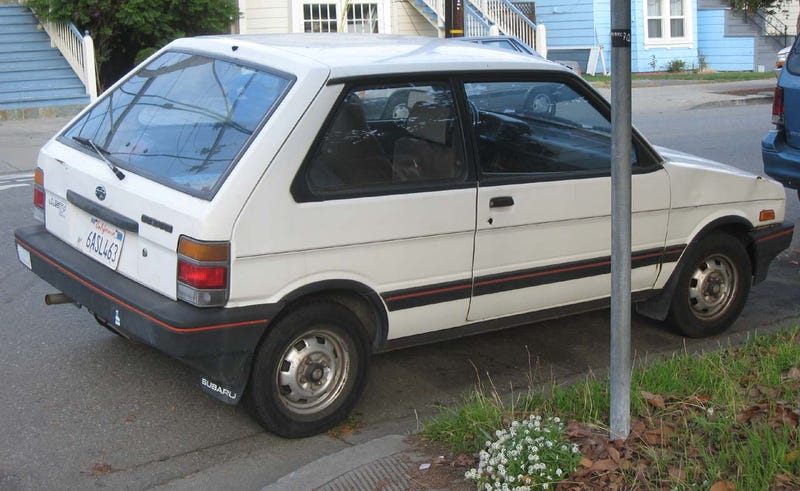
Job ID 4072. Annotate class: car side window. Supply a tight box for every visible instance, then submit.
[464,80,632,176]
[305,83,466,195]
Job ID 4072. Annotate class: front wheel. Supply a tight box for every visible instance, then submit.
[248,301,370,438]
[667,233,751,338]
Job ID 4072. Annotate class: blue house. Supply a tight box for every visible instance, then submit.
[538,0,795,72]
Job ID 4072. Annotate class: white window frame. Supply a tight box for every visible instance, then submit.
[292,0,391,34]
[643,0,694,47]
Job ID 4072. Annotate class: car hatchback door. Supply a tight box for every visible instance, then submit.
[462,76,671,321]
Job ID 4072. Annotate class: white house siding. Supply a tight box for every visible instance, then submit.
[392,1,438,36]
[767,0,798,37]
[697,9,754,70]
[239,0,291,34]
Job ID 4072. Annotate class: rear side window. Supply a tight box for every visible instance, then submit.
[787,37,800,75]
[62,51,292,199]
[300,82,467,198]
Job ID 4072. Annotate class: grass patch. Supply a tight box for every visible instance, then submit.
[424,328,800,489]
[584,71,777,85]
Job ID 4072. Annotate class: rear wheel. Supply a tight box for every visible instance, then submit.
[667,233,751,338]
[248,301,370,438]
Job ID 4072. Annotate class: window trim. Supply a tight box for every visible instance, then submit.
[456,71,663,187]
[291,77,478,202]
[643,0,694,47]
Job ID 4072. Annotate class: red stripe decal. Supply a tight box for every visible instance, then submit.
[757,227,793,243]
[16,238,266,334]
[385,283,471,302]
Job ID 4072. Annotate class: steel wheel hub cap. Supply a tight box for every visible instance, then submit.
[688,254,736,320]
[276,329,350,414]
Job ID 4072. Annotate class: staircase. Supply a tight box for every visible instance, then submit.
[0,2,89,119]
[409,0,542,54]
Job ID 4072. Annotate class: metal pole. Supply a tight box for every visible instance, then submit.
[609,0,632,441]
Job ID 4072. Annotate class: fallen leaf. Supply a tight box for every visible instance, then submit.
[783,367,800,380]
[641,391,666,410]
[579,456,593,468]
[451,453,474,467]
[709,480,736,491]
[669,466,686,481]
[607,445,621,464]
[786,450,800,463]
[589,458,618,472]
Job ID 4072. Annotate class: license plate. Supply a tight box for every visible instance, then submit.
[82,217,125,270]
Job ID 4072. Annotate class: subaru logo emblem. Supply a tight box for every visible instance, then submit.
[95,186,106,201]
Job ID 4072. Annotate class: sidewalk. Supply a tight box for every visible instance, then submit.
[0,115,71,174]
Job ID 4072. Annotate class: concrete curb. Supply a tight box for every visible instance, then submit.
[262,434,409,490]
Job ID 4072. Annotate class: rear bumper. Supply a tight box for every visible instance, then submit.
[762,129,800,189]
[749,221,795,284]
[14,225,281,403]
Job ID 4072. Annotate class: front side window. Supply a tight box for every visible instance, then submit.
[62,51,291,198]
[645,0,690,44]
[301,82,467,197]
[465,80,631,176]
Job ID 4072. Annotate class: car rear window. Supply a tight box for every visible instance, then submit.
[61,51,292,199]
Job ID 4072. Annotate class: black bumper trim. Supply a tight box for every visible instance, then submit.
[14,225,282,393]
[749,221,794,284]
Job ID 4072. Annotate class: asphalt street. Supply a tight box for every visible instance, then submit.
[2,80,799,490]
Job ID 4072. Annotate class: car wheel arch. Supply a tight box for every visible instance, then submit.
[266,280,388,353]
[637,215,755,322]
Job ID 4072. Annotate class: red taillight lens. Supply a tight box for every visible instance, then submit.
[177,261,227,290]
[33,167,44,222]
[176,236,230,307]
[772,86,784,125]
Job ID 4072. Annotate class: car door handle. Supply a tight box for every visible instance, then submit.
[489,196,515,208]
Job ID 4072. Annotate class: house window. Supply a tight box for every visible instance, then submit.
[302,1,380,33]
[347,3,379,33]
[645,0,690,45]
[303,3,338,32]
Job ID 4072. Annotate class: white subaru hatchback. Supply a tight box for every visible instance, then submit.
[14,34,793,438]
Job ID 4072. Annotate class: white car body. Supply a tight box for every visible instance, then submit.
[15,34,793,437]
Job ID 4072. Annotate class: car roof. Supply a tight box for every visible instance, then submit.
[168,33,565,79]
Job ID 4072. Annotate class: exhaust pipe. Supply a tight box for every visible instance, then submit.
[44,293,76,306]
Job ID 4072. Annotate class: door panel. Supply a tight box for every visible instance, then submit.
[463,79,670,321]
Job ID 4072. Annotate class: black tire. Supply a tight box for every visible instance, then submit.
[524,88,556,117]
[667,233,751,338]
[248,301,370,438]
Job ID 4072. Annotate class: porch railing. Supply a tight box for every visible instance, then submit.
[39,19,98,100]
[470,0,538,50]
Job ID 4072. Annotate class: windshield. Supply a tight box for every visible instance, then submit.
[62,51,292,198]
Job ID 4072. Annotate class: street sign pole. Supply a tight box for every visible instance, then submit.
[609,0,632,441]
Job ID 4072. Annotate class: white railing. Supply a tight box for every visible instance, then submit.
[471,0,537,50]
[39,19,98,100]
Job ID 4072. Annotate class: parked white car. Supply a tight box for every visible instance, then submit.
[14,34,793,438]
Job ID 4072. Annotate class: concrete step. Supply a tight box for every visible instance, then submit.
[0,39,51,53]
[2,21,40,33]
[0,57,71,72]
[0,31,49,43]
[0,77,83,93]
[0,67,74,82]
[0,85,87,103]
[0,5,28,15]
[0,95,88,111]
[0,49,62,62]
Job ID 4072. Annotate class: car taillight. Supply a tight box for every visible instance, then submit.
[33,167,44,222]
[176,236,230,307]
[772,86,784,126]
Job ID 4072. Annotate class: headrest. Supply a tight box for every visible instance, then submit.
[406,101,452,145]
